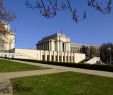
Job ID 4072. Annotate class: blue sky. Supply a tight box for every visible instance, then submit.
[4,0,113,49]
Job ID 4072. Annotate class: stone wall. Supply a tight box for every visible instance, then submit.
[8,48,85,63]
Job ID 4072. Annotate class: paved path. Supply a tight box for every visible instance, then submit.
[11,60,113,78]
[0,69,65,79]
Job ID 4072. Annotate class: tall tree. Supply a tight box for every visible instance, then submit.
[89,46,97,57]
[25,0,112,23]
[81,46,89,55]
[100,43,113,64]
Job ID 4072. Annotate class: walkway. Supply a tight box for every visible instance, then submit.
[0,69,65,79]
[12,60,113,78]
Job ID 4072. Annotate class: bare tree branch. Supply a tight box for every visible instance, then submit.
[25,0,112,22]
[0,0,16,22]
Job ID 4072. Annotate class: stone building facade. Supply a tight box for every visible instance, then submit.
[8,33,85,63]
[0,20,15,52]
[35,33,86,63]
[36,33,71,52]
[36,33,100,54]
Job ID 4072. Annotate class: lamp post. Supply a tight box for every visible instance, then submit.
[108,46,111,64]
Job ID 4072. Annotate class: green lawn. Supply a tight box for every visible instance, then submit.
[0,59,46,72]
[11,72,113,95]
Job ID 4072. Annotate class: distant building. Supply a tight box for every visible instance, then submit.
[0,20,15,52]
[36,33,100,56]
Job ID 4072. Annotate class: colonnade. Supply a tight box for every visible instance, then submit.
[39,50,75,63]
[37,40,70,52]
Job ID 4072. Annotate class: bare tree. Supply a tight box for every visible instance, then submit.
[0,0,16,51]
[0,0,16,22]
[25,0,112,23]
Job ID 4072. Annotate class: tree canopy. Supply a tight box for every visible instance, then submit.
[100,43,113,64]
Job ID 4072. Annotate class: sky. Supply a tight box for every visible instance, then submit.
[4,0,113,49]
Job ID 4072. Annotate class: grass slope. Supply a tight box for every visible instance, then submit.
[11,72,113,95]
[0,59,45,72]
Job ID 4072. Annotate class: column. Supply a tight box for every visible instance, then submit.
[73,53,75,63]
[57,51,59,62]
[49,41,51,51]
[40,50,42,60]
[44,51,47,61]
[51,40,55,51]
[68,52,70,63]
[64,52,67,62]
[59,41,62,52]
[64,43,66,52]
[72,53,74,63]
[70,53,72,63]
[61,52,63,62]
[53,51,55,61]
[67,43,70,52]
[49,51,51,61]
[57,42,59,51]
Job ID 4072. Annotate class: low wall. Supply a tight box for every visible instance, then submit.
[4,48,86,63]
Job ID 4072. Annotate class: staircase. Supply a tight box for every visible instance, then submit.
[85,57,100,64]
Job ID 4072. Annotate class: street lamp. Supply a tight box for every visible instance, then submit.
[108,46,111,64]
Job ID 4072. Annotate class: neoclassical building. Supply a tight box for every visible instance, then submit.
[1,33,100,63]
[0,25,100,63]
[0,20,15,52]
[35,33,85,63]
[7,33,85,63]
[36,33,100,55]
